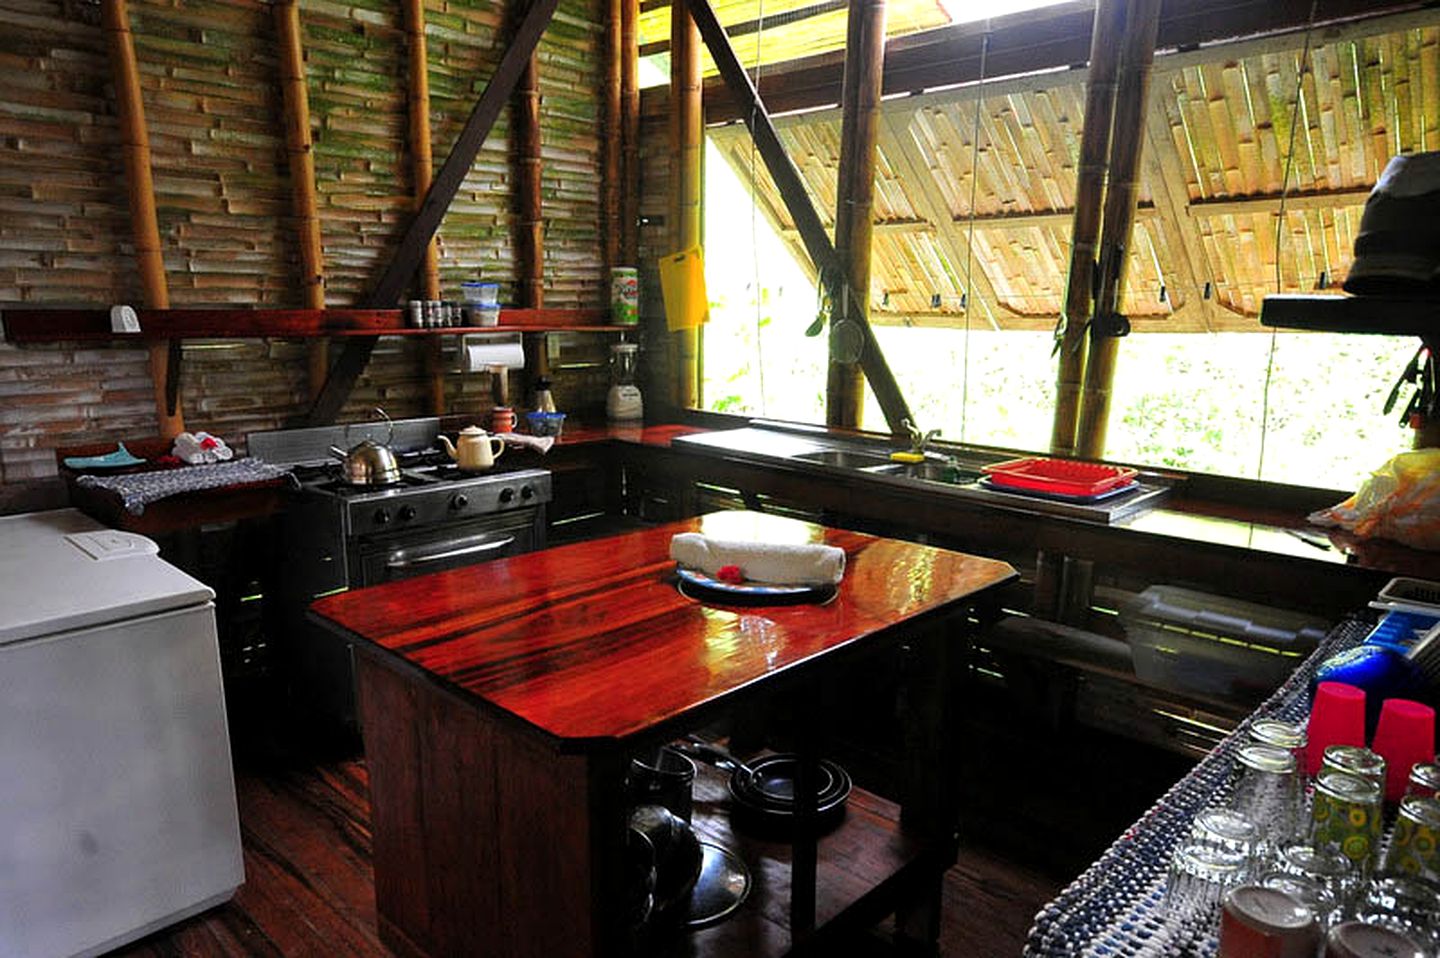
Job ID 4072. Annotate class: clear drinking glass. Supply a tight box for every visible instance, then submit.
[1272,842,1357,911]
[1352,875,1440,953]
[1322,745,1387,792]
[1310,768,1384,876]
[1251,718,1308,768]
[1259,872,1341,931]
[1231,744,1303,854]
[1191,807,1264,865]
[1165,842,1250,926]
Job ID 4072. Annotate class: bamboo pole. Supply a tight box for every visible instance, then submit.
[514,0,549,403]
[274,0,330,403]
[620,0,641,266]
[670,0,702,408]
[1075,0,1163,460]
[826,0,886,429]
[603,0,623,271]
[402,0,446,415]
[1050,0,1125,458]
[102,0,183,439]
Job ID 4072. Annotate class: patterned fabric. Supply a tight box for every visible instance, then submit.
[76,458,292,515]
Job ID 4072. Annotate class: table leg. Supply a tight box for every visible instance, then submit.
[789,712,821,941]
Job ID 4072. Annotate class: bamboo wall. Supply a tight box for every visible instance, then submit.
[0,0,606,484]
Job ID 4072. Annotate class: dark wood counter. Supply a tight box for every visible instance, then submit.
[310,511,1017,957]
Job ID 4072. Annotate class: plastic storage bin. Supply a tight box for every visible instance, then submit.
[1121,586,1330,701]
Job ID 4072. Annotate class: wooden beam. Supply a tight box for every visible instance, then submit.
[670,0,702,409]
[515,0,548,408]
[827,0,887,429]
[1076,0,1163,461]
[695,0,1428,124]
[102,0,183,439]
[1051,0,1125,458]
[306,0,561,426]
[687,0,914,432]
[1185,186,1375,219]
[275,0,330,404]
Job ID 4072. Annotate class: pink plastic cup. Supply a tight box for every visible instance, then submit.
[1371,699,1437,804]
[1307,682,1367,778]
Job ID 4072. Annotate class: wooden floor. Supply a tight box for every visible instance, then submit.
[109,755,1063,958]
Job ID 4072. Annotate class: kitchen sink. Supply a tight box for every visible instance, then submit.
[869,460,983,485]
[791,449,895,469]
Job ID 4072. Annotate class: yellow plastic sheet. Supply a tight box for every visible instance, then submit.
[658,246,709,332]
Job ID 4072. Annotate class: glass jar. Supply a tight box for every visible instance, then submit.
[1310,768,1383,875]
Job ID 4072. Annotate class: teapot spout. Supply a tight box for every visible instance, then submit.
[436,435,458,461]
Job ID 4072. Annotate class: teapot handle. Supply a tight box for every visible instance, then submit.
[490,437,505,460]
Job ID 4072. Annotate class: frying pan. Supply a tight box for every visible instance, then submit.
[680,740,851,834]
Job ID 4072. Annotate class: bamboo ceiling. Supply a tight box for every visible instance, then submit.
[709,14,1440,332]
[638,0,952,81]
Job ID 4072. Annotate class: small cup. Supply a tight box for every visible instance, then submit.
[1252,718,1308,768]
[1308,683,1367,778]
[1166,842,1250,925]
[626,747,697,823]
[1259,872,1341,932]
[1232,744,1303,853]
[1218,885,1321,957]
[490,406,516,434]
[1405,762,1440,800]
[1351,875,1440,952]
[1272,842,1357,912]
[1371,699,1437,804]
[1192,806,1264,864]
[1310,768,1383,875]
[1324,920,1428,958]
[1381,795,1440,883]
[1322,745,1387,792]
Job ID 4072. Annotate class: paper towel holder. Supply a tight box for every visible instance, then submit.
[453,331,526,374]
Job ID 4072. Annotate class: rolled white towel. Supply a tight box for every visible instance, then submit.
[669,532,845,585]
[500,433,555,454]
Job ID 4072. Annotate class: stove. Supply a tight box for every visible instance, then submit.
[248,417,553,730]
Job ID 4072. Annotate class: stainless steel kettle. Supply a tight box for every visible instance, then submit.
[328,408,401,485]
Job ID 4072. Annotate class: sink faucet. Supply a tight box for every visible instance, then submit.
[900,418,941,457]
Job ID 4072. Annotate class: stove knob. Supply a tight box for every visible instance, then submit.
[398,505,417,522]
[520,484,535,501]
[450,493,469,511]
[499,487,516,504]
[373,507,392,525]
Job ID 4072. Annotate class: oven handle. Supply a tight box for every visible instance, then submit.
[385,535,517,570]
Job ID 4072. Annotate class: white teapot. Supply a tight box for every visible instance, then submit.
[437,426,505,472]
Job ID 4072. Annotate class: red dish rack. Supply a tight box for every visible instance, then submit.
[981,457,1138,497]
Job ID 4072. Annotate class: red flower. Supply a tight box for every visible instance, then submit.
[716,564,745,584]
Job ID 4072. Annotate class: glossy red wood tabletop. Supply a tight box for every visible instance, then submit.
[311,511,1016,744]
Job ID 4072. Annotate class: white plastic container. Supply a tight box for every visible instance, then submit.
[1121,586,1329,701]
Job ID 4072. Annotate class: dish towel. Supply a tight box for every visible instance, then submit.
[669,533,845,585]
[76,458,292,515]
[500,434,555,454]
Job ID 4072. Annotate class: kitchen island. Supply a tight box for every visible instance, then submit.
[309,510,1016,957]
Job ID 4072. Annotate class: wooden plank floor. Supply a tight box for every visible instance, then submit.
[109,757,1061,957]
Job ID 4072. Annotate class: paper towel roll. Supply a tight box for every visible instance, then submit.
[460,340,525,372]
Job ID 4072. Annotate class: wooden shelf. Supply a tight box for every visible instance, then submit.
[647,762,938,957]
[0,306,620,343]
[1259,294,1440,337]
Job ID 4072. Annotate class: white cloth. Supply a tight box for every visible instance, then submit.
[500,433,554,454]
[669,532,846,585]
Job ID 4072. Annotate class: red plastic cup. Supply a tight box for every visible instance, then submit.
[1307,683,1367,777]
[1371,699,1437,804]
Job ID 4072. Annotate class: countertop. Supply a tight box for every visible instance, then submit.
[309,509,1017,745]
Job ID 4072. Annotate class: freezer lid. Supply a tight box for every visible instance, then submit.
[0,509,214,646]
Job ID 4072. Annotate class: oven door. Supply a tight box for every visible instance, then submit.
[356,512,540,586]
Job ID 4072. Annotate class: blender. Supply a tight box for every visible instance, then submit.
[607,343,643,421]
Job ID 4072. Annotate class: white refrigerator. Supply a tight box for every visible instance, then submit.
[0,509,244,958]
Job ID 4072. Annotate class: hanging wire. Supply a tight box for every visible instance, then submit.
[959,27,992,445]
[748,0,768,414]
[1256,0,1321,482]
